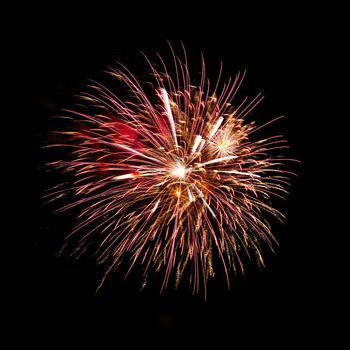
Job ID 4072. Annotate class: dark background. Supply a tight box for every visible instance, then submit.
[8,3,343,347]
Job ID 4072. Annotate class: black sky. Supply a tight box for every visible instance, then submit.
[7,4,343,347]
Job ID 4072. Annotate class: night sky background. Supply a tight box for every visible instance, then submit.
[8,3,344,348]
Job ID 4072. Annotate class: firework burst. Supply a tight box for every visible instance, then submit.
[46,45,294,297]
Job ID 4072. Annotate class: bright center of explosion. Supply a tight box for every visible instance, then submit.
[218,142,229,151]
[171,164,187,178]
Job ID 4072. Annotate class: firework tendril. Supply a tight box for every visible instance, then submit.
[46,46,295,297]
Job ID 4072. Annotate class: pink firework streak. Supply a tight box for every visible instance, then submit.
[46,45,295,297]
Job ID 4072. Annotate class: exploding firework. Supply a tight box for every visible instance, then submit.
[46,45,294,297]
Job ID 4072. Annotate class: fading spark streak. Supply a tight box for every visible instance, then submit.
[207,116,224,140]
[191,135,202,154]
[113,173,135,180]
[197,155,238,167]
[217,170,261,177]
[161,88,178,148]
